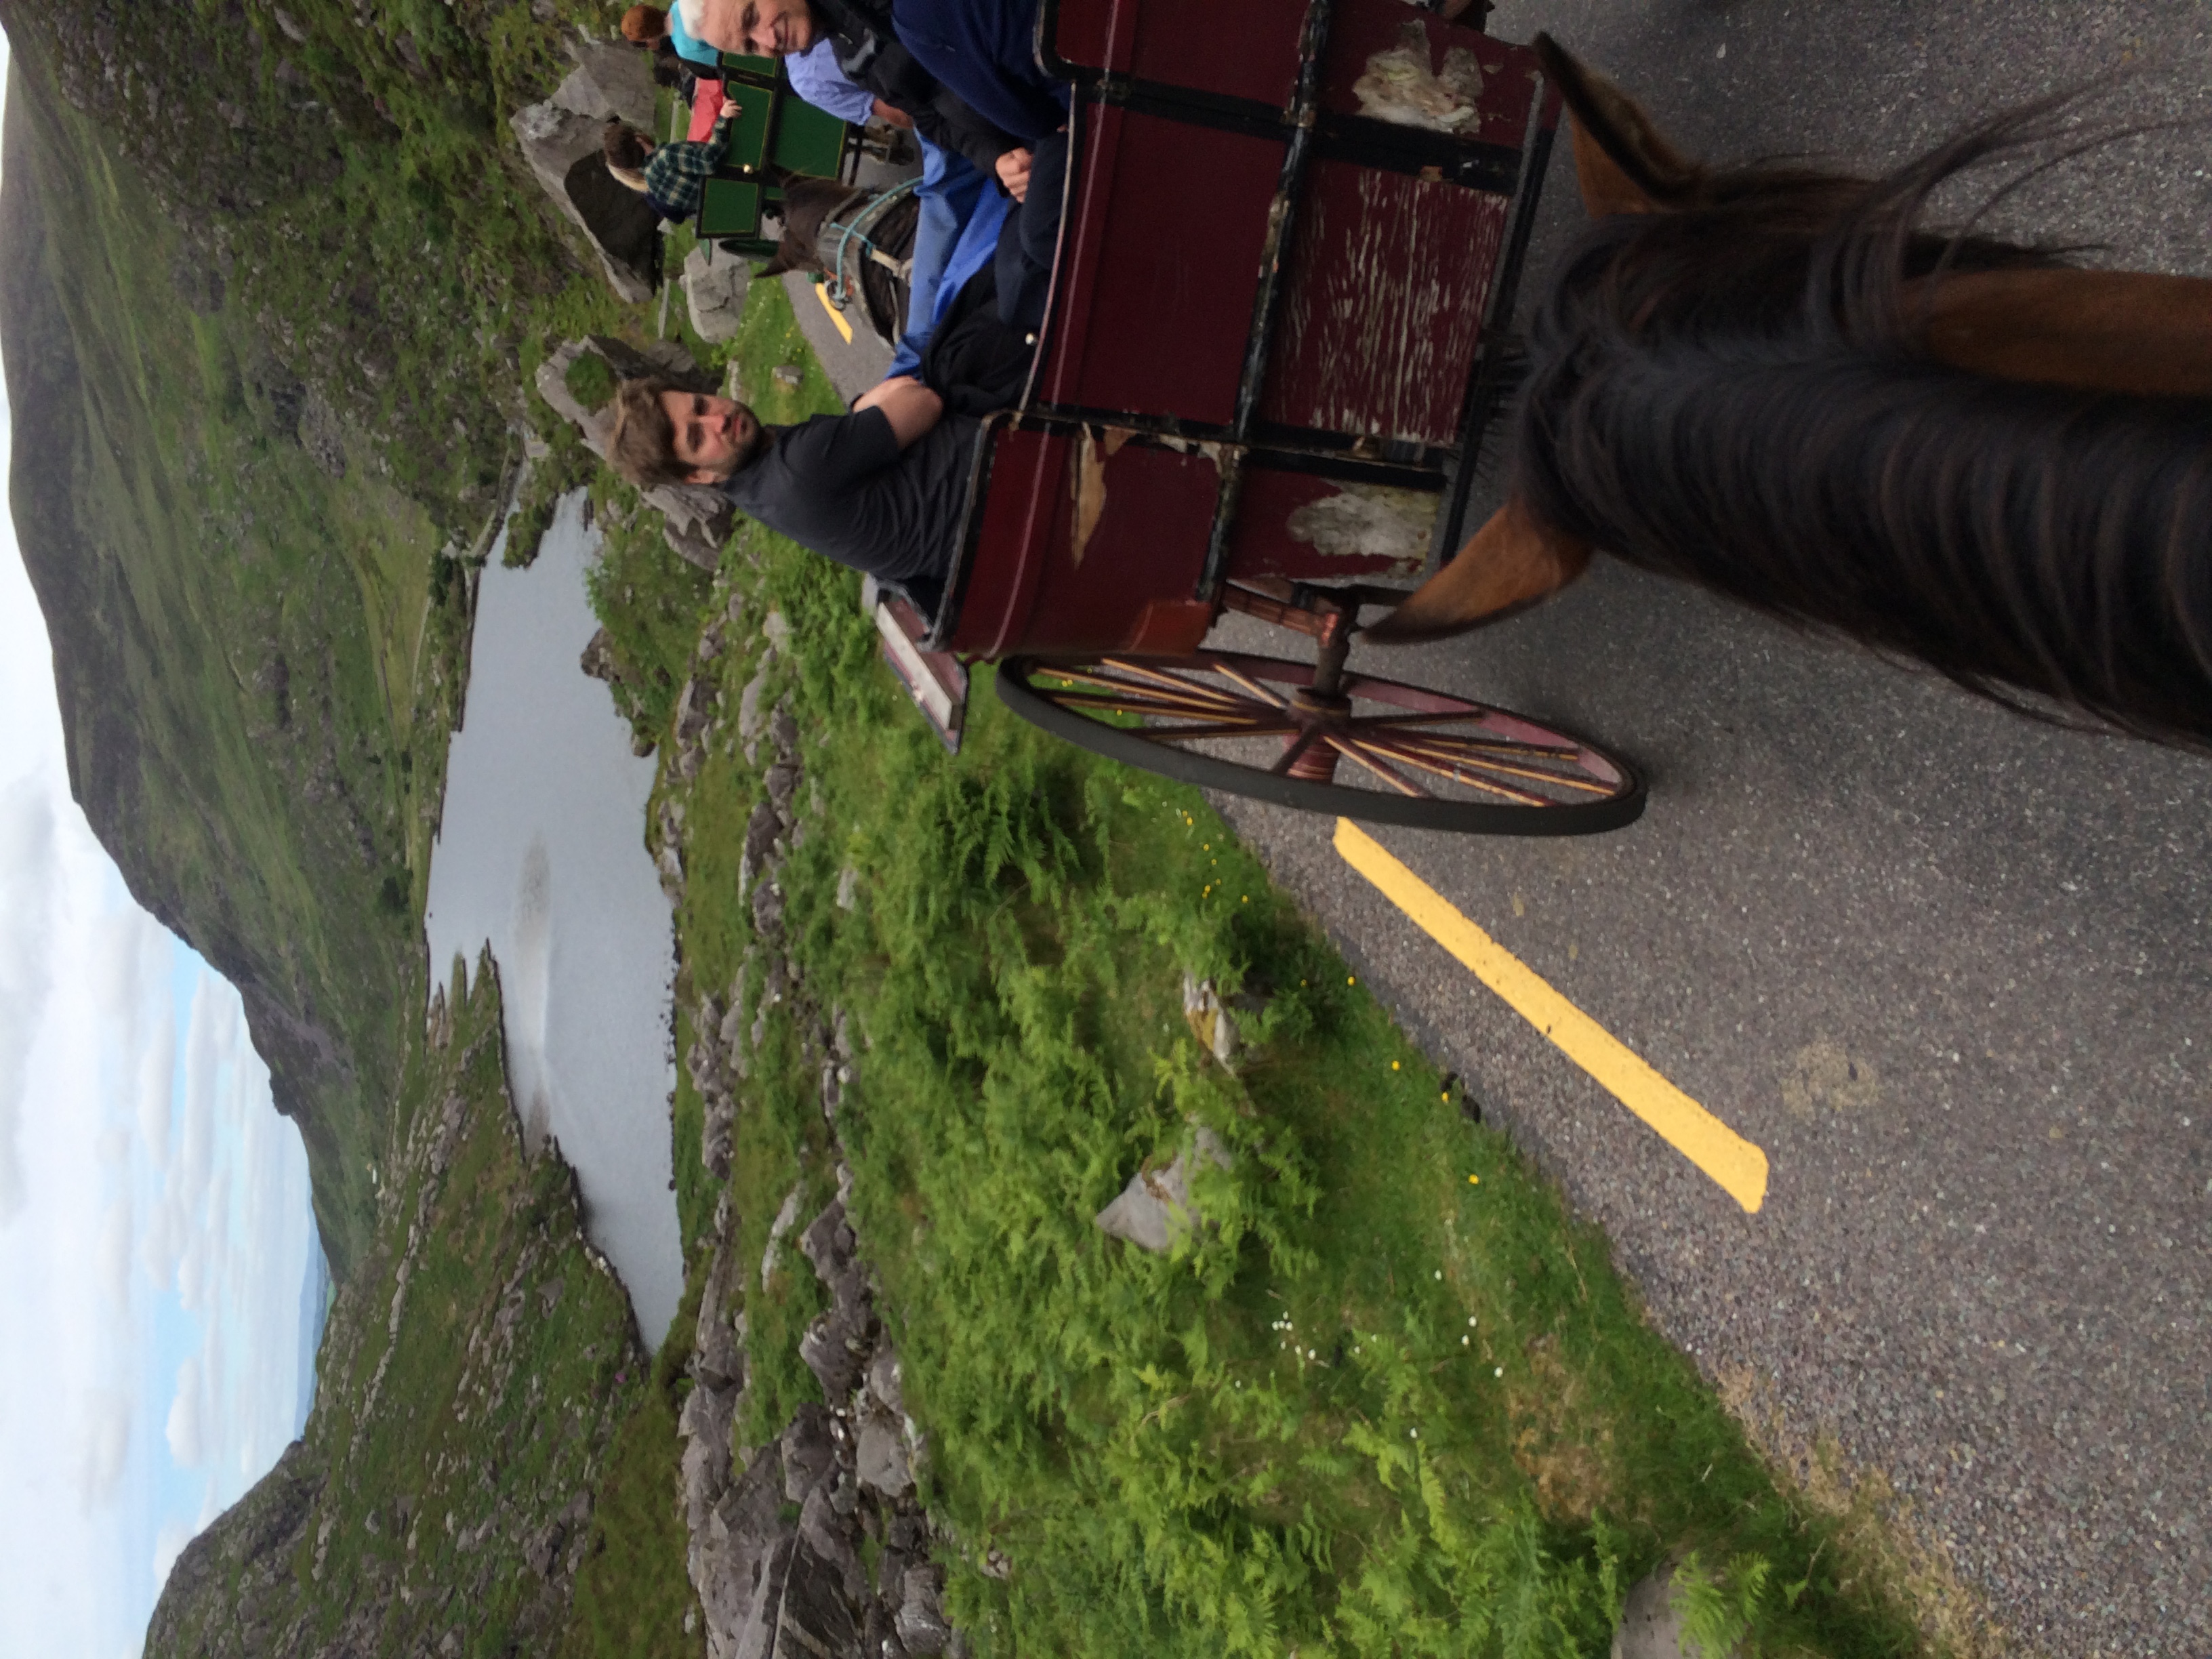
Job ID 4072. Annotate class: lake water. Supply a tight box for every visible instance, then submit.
[424,491,682,1346]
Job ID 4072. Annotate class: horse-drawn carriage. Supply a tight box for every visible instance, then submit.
[863,0,1646,834]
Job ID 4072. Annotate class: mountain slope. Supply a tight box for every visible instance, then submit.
[0,49,464,1269]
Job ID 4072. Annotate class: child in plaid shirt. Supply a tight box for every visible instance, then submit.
[602,108,740,223]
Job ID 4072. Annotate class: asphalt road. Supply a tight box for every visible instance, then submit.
[1204,3,2212,1652]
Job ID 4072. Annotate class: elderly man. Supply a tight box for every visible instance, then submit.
[608,375,979,597]
[686,0,1062,332]
[680,0,1027,194]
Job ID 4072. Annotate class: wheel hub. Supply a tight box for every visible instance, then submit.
[1284,688,1348,781]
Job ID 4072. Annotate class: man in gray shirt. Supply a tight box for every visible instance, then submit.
[609,374,979,591]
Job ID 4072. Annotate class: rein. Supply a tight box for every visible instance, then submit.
[818,178,920,311]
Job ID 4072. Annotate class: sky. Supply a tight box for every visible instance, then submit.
[0,39,324,1659]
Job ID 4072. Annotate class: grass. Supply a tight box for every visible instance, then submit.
[563,274,1967,1658]
[5,0,1992,1645]
[557,1263,707,1659]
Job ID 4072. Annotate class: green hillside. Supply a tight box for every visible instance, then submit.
[0,0,620,1268]
[143,959,678,1659]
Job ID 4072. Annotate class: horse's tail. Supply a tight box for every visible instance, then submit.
[1516,310,2212,746]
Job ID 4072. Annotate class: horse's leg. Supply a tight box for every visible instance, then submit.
[1918,269,2212,400]
[1361,499,1593,644]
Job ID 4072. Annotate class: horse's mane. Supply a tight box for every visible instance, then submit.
[1515,101,2212,747]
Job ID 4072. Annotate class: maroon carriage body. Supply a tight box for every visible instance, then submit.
[934,0,1561,662]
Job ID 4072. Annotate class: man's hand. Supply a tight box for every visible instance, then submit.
[995,146,1033,203]
[871,98,915,130]
[853,376,945,449]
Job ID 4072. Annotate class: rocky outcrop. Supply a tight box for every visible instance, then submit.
[142,1440,327,1659]
[678,1181,955,1659]
[687,245,754,343]
[1094,1126,1234,1254]
[673,1170,950,1659]
[510,39,661,302]
[663,633,964,1659]
[535,335,733,549]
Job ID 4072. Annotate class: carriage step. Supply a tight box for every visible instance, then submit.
[862,576,969,754]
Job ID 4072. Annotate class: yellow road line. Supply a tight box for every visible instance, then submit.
[1333,819,1769,1214]
[815,283,855,344]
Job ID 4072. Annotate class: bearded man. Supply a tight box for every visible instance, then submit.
[608,375,978,600]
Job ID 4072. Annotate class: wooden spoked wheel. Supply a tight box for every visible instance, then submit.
[998,651,1645,836]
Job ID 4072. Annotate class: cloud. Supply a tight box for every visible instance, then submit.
[174,1168,230,1314]
[164,1357,206,1467]
[0,778,59,1222]
[176,979,223,1202]
[75,1389,133,1507]
[135,1012,176,1170]
[95,1202,133,1307]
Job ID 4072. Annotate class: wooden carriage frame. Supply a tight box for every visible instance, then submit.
[884,0,1647,835]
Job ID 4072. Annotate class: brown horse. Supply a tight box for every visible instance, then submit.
[1367,36,2212,750]
[755,173,920,348]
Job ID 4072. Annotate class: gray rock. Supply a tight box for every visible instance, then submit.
[674,678,714,742]
[752,879,785,940]
[780,1406,836,1504]
[299,385,346,478]
[799,1297,872,1405]
[762,1184,804,1291]
[765,759,802,825]
[763,610,794,656]
[700,1450,793,1659]
[798,1479,861,1593]
[738,800,782,901]
[836,866,860,910]
[703,1096,736,1181]
[799,1200,855,1283]
[579,628,624,684]
[738,668,775,744]
[1094,1128,1234,1254]
[687,245,754,343]
[695,1233,746,1391]
[769,703,801,754]
[550,39,655,129]
[896,1568,954,1656]
[667,518,725,571]
[678,1382,736,1544]
[867,1349,905,1418]
[1612,1569,1746,1659]
[1181,974,1242,1069]
[776,1538,863,1659]
[855,1409,912,1499]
